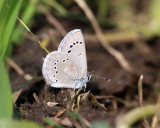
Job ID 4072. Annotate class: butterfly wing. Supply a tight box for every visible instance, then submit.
[58,29,87,79]
[42,51,82,88]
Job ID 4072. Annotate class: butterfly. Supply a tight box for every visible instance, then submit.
[42,29,91,89]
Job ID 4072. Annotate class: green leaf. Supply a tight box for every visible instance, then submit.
[0,119,42,128]
[43,118,55,126]
[0,0,6,14]
[41,0,68,16]
[12,0,38,43]
[43,118,64,128]
[97,0,109,20]
[150,0,160,35]
[0,0,22,59]
[0,60,12,119]
[91,121,112,128]
[67,111,81,121]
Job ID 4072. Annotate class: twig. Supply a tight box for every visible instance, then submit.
[33,93,40,104]
[74,0,133,72]
[81,118,91,128]
[85,31,145,44]
[24,28,143,45]
[17,17,50,54]
[5,57,32,80]
[38,4,67,37]
[95,95,130,107]
[46,13,67,36]
[138,75,150,128]
[54,109,66,118]
[116,104,160,128]
[151,95,160,128]
[112,100,118,110]
[138,75,143,106]
[47,102,59,107]
[12,89,22,103]
[151,115,158,128]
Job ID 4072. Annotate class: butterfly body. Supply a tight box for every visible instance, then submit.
[42,29,90,89]
[75,74,92,89]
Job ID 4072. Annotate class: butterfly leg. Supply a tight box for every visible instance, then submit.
[83,84,87,91]
[74,83,78,91]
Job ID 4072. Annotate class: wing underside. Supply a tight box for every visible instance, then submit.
[42,51,81,88]
[58,29,87,78]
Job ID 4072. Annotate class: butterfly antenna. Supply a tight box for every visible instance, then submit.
[17,17,50,54]
[91,74,110,82]
[88,70,96,74]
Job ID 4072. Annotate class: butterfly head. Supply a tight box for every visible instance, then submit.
[74,73,92,89]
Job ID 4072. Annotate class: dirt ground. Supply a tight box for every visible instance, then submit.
[10,21,160,127]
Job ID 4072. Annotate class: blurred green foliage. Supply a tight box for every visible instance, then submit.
[12,0,38,44]
[0,0,22,120]
[0,0,22,59]
[150,0,160,35]
[0,119,42,128]
[10,0,160,46]
[91,121,112,128]
[43,118,64,128]
[0,61,12,119]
